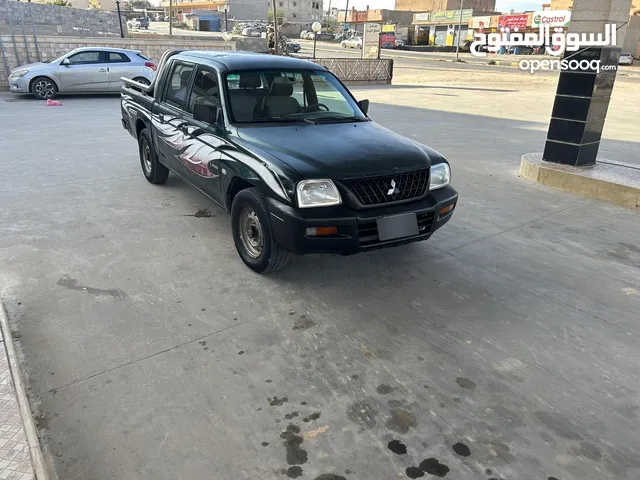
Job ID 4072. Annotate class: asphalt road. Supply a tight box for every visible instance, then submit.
[0,80,639,480]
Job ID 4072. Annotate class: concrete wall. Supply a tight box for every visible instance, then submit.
[0,34,267,88]
[0,0,126,38]
[622,14,640,54]
[549,0,640,14]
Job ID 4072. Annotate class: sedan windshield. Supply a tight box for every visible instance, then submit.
[224,70,368,124]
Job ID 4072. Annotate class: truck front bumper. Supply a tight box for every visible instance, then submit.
[267,185,458,256]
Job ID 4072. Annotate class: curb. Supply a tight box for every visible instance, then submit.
[0,302,51,480]
[519,153,640,209]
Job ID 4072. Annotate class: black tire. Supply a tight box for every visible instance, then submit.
[31,76,57,100]
[138,128,169,184]
[133,77,151,86]
[231,188,290,274]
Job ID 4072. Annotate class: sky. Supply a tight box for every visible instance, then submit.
[327,0,543,13]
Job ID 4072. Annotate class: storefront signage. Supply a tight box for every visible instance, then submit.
[430,9,473,24]
[382,24,396,32]
[412,12,430,23]
[469,15,491,31]
[363,22,381,59]
[498,14,529,30]
[532,10,571,27]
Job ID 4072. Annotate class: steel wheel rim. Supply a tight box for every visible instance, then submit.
[238,207,264,259]
[142,140,153,174]
[34,80,54,99]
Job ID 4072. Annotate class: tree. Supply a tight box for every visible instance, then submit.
[128,0,152,8]
[49,0,73,6]
[268,9,285,24]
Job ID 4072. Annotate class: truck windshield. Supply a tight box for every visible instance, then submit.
[224,70,368,124]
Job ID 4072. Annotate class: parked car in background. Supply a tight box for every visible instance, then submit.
[127,17,149,30]
[281,36,301,53]
[300,30,309,38]
[619,52,634,65]
[341,36,362,49]
[334,32,349,41]
[314,31,335,41]
[7,47,157,100]
[242,27,262,37]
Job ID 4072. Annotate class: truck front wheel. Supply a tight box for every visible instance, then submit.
[138,129,169,184]
[231,188,290,274]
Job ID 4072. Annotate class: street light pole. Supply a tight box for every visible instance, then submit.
[271,0,279,54]
[115,0,125,38]
[169,0,173,36]
[455,0,463,61]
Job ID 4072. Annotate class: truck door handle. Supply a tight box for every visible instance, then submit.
[99,68,108,72]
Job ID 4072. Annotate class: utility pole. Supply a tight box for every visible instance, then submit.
[271,0,279,54]
[455,0,463,61]
[343,0,349,30]
[115,1,125,38]
[169,0,173,36]
[325,0,331,27]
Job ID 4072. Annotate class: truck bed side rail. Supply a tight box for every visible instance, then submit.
[121,48,189,96]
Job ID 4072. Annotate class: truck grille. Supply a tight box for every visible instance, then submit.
[358,211,434,247]
[344,169,430,207]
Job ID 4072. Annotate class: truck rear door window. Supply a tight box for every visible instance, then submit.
[164,63,195,110]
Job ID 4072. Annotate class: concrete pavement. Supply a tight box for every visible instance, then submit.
[0,71,639,480]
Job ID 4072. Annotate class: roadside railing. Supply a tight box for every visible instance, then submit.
[310,58,394,85]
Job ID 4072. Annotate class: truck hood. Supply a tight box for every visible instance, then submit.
[235,121,442,179]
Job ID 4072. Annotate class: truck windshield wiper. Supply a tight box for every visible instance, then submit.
[310,116,368,124]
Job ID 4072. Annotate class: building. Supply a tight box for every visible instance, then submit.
[549,0,639,15]
[161,0,267,22]
[337,8,415,26]
[395,0,496,15]
[272,0,323,22]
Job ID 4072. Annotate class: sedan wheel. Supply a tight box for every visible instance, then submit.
[32,77,57,100]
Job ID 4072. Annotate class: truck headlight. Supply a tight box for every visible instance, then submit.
[9,69,29,78]
[296,179,341,208]
[429,163,451,190]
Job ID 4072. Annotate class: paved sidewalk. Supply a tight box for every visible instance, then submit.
[0,339,34,480]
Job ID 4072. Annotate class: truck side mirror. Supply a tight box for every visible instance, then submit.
[358,99,369,115]
[194,103,222,126]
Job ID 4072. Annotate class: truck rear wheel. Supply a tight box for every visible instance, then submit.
[231,188,290,274]
[138,128,169,184]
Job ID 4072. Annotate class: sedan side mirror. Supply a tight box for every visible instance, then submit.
[61,58,71,66]
[358,99,369,115]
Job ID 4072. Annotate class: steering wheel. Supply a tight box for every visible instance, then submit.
[301,103,330,113]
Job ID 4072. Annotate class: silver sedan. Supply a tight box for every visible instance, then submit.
[7,47,157,100]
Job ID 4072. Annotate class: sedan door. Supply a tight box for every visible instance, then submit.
[56,50,110,92]
[106,51,137,91]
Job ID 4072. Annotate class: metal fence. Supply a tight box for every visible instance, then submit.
[311,58,393,84]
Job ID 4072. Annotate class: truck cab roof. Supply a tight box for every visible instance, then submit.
[173,50,327,73]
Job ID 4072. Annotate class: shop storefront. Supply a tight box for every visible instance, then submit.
[411,12,431,45]
[411,9,473,46]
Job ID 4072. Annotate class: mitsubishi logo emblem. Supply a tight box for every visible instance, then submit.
[387,179,400,196]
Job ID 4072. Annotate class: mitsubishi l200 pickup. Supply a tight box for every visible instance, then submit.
[120,49,458,273]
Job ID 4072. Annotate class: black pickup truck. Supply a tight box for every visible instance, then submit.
[120,49,458,273]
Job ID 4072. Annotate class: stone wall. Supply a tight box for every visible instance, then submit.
[0,35,267,87]
[0,0,126,38]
